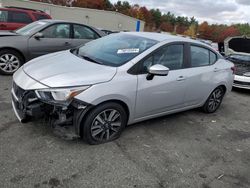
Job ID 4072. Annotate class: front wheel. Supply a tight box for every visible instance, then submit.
[202,86,225,113]
[82,102,128,144]
[0,50,24,75]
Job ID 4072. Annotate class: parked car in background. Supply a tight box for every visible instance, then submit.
[0,19,106,74]
[100,29,119,35]
[0,7,51,30]
[226,54,250,89]
[12,32,234,144]
[224,36,250,56]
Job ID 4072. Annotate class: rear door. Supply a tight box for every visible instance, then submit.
[71,24,100,47]
[135,43,189,119]
[28,23,73,59]
[183,45,219,106]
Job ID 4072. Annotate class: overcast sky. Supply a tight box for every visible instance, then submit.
[110,0,250,24]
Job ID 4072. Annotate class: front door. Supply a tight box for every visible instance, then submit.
[135,44,188,119]
[28,23,72,59]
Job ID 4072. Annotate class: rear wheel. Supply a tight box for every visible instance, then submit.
[83,102,127,144]
[202,86,225,113]
[0,50,24,75]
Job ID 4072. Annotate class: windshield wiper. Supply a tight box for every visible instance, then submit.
[80,55,103,65]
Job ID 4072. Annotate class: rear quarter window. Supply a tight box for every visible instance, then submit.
[191,46,209,67]
[191,45,218,67]
[33,13,50,20]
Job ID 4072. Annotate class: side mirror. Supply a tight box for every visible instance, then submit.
[34,32,44,40]
[147,64,169,80]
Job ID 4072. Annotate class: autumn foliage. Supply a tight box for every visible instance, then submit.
[31,0,250,42]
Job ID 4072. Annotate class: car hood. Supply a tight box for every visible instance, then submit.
[0,31,20,37]
[23,50,117,88]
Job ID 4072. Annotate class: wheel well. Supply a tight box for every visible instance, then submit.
[0,47,26,63]
[90,100,130,121]
[218,85,227,93]
[102,100,130,120]
[79,100,130,138]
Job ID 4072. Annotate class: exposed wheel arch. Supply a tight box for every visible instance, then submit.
[219,84,227,93]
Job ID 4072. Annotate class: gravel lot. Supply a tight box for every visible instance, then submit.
[0,75,250,188]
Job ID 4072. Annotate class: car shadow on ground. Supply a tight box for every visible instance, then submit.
[232,87,250,95]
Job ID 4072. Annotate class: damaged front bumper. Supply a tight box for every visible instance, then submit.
[11,82,92,138]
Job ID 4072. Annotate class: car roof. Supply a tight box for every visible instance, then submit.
[40,19,89,25]
[127,32,204,44]
[1,7,47,14]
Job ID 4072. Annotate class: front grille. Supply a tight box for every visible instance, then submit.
[234,80,250,86]
[234,63,250,76]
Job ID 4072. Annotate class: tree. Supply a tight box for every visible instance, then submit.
[217,26,240,42]
[198,21,213,39]
[31,0,248,39]
[150,9,162,28]
[160,22,174,33]
[114,1,131,15]
[234,23,250,36]
[184,24,197,38]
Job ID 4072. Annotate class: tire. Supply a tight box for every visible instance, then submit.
[82,102,128,145]
[202,86,225,113]
[0,49,24,75]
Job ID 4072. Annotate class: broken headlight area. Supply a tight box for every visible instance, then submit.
[35,86,90,106]
[12,83,92,139]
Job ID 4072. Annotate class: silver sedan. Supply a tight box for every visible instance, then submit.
[12,32,235,144]
[0,20,105,75]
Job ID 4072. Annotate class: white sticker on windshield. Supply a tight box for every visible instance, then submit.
[117,48,140,54]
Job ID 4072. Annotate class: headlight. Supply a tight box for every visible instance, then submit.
[35,86,90,104]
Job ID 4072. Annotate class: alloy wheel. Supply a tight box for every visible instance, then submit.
[0,54,20,73]
[208,88,224,112]
[91,109,122,141]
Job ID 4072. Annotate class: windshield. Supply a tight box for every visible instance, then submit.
[230,54,250,62]
[75,33,158,67]
[15,21,48,35]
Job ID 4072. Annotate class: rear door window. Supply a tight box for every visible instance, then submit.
[73,24,99,39]
[8,11,33,23]
[0,10,8,22]
[191,46,209,67]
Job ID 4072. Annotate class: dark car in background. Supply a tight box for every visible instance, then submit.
[100,29,119,35]
[226,54,250,89]
[0,7,51,30]
[0,19,106,75]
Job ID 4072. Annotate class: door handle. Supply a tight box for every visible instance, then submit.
[176,76,186,81]
[64,42,71,46]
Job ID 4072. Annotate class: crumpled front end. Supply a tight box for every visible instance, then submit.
[11,68,92,139]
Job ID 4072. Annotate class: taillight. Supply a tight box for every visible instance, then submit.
[231,66,236,74]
